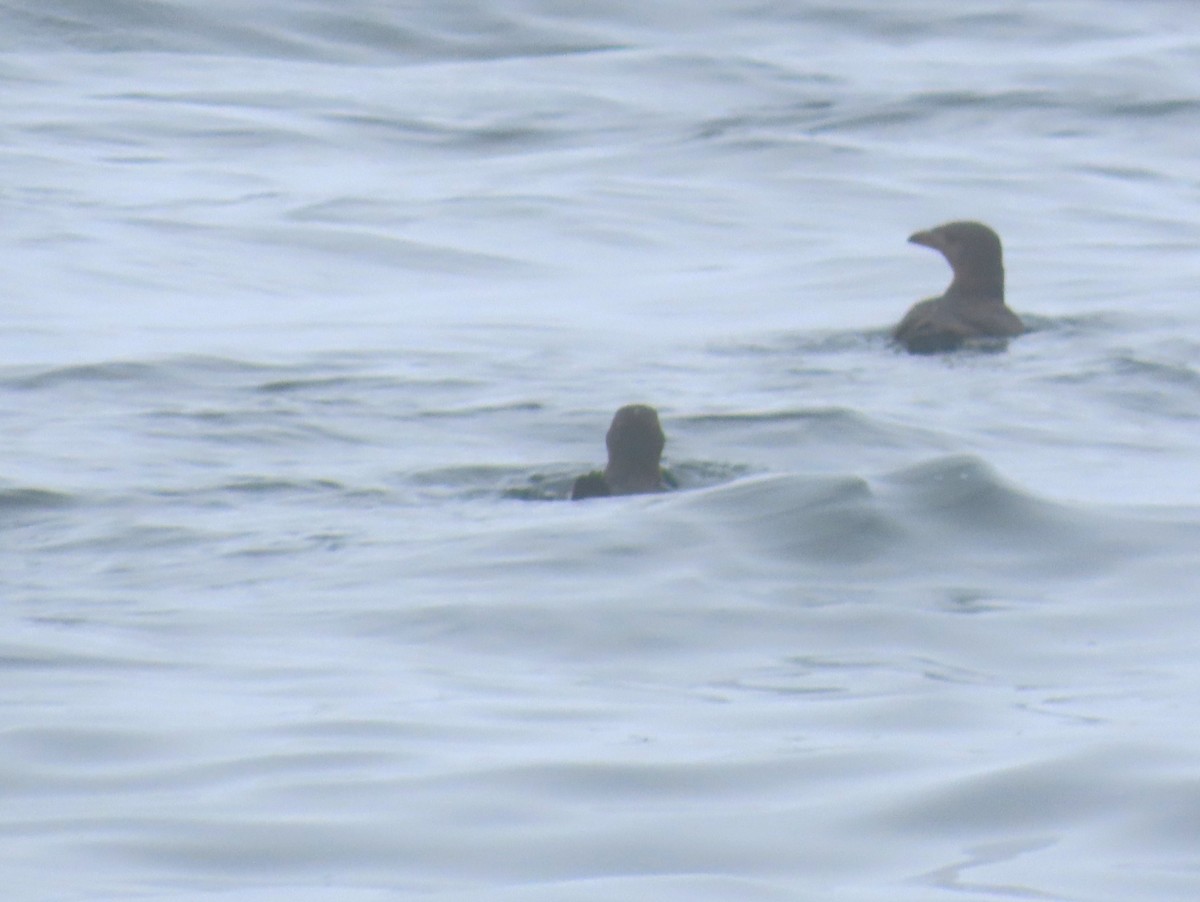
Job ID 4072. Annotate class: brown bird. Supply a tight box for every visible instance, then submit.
[571,405,667,500]
[893,221,1024,354]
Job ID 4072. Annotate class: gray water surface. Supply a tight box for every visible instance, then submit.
[3,2,1200,900]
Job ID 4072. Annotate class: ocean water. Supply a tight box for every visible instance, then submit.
[3,1,1200,900]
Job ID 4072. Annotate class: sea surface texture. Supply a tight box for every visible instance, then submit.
[3,2,1200,900]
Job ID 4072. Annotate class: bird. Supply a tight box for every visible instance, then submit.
[893,220,1024,354]
[570,405,667,500]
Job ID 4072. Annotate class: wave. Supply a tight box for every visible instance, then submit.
[0,356,278,391]
[685,454,1193,576]
[0,0,620,62]
[678,406,934,449]
[0,485,75,514]
[396,454,1198,586]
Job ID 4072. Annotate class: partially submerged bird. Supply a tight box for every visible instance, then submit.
[570,404,667,500]
[893,221,1024,354]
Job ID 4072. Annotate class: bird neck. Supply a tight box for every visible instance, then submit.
[948,266,1004,302]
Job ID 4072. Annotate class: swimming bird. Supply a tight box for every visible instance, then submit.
[893,220,1024,354]
[570,405,667,500]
